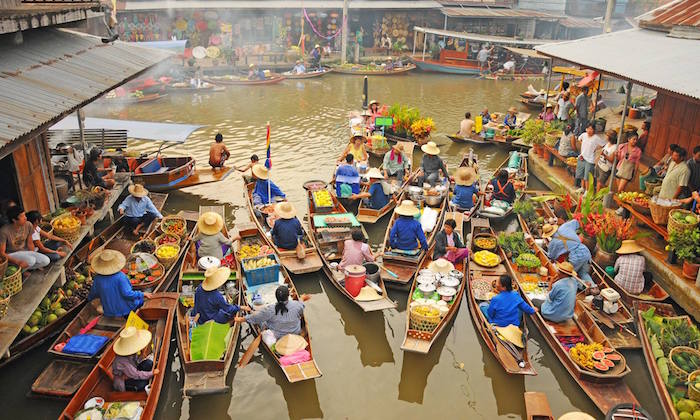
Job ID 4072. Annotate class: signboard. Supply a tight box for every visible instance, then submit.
[375,116,393,127]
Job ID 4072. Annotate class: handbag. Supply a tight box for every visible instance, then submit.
[617,158,635,180]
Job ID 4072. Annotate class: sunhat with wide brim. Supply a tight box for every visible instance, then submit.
[113,326,152,356]
[128,184,149,198]
[508,106,517,113]
[428,258,455,274]
[365,167,384,179]
[395,200,419,217]
[275,201,297,219]
[391,143,403,151]
[198,212,224,236]
[455,166,477,186]
[91,249,126,276]
[202,266,231,291]
[369,100,379,106]
[555,261,577,277]
[249,63,255,68]
[542,223,558,239]
[252,164,269,180]
[616,239,643,255]
[545,103,554,109]
[420,141,440,156]
[355,286,382,302]
[495,324,524,348]
[275,334,308,356]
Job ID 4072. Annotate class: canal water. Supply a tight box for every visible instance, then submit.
[0,73,663,419]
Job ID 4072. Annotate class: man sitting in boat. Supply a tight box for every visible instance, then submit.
[338,135,368,164]
[339,229,375,271]
[194,267,245,325]
[389,200,428,252]
[504,107,518,129]
[546,219,593,286]
[364,168,391,210]
[613,240,648,295]
[383,143,408,181]
[534,261,578,323]
[271,202,304,251]
[235,285,310,340]
[112,326,158,392]
[248,63,265,80]
[479,108,491,125]
[87,249,151,318]
[118,184,163,236]
[479,275,536,327]
[419,142,449,187]
[433,219,468,263]
[458,112,475,138]
[385,58,394,71]
[194,212,238,260]
[251,164,286,205]
[452,167,479,211]
[209,133,230,170]
[292,60,306,74]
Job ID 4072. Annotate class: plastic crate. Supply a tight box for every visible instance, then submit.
[242,254,280,286]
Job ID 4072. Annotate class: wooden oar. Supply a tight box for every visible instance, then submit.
[376,262,398,278]
[237,328,261,368]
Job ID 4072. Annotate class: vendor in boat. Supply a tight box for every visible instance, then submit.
[235,285,310,340]
[252,164,286,205]
[87,249,151,318]
[248,63,265,81]
[385,58,394,71]
[489,169,516,204]
[433,219,468,263]
[389,200,428,252]
[458,112,475,137]
[118,184,163,236]
[339,229,374,271]
[539,104,555,122]
[83,148,116,189]
[383,143,409,181]
[194,266,246,325]
[479,108,491,124]
[613,240,649,295]
[364,168,391,210]
[292,60,306,74]
[534,261,578,323]
[452,166,479,211]
[26,210,71,262]
[419,142,449,187]
[335,155,370,201]
[209,132,230,170]
[479,275,536,327]
[112,326,158,392]
[503,107,518,129]
[310,44,321,70]
[194,211,238,260]
[546,219,593,286]
[271,202,304,250]
[368,100,380,116]
[338,134,368,163]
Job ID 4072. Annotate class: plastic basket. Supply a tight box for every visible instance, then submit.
[409,306,440,334]
[2,265,22,297]
[242,254,280,286]
[649,200,682,226]
[668,209,699,237]
[669,346,700,382]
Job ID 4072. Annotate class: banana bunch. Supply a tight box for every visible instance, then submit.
[238,244,261,259]
[474,250,499,268]
[244,257,275,270]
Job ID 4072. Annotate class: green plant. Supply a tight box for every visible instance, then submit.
[630,96,650,108]
[498,231,530,258]
[513,200,536,223]
[190,321,231,361]
[669,227,700,263]
[520,119,546,145]
[573,173,608,238]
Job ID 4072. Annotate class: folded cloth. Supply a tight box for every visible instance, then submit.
[62,334,110,356]
[279,349,311,366]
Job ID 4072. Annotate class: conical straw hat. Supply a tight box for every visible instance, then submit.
[252,164,269,179]
[275,334,307,356]
[128,183,149,198]
[275,202,297,219]
[542,223,558,239]
[113,326,152,356]
[428,258,454,274]
[495,324,524,348]
[420,141,440,156]
[198,212,224,236]
[455,166,477,186]
[616,239,643,254]
[395,200,419,217]
[201,266,231,291]
[91,249,126,276]
[355,286,382,302]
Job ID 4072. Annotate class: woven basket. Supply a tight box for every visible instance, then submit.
[51,214,82,243]
[668,209,700,237]
[0,294,9,320]
[156,233,180,247]
[160,215,187,238]
[409,306,440,333]
[631,202,651,216]
[645,180,662,196]
[130,239,156,255]
[669,346,700,381]
[0,255,7,284]
[649,199,682,226]
[2,266,22,297]
[689,370,700,402]
[155,244,180,268]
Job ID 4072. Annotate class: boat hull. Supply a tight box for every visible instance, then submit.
[414,60,481,75]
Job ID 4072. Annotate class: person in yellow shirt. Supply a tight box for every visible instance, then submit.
[338,135,368,163]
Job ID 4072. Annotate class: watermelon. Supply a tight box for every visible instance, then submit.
[592,351,606,361]
[594,362,609,372]
[607,353,621,361]
[603,347,614,354]
[604,358,615,368]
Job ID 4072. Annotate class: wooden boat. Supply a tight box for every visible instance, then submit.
[58,293,177,420]
[483,72,544,81]
[520,98,546,110]
[243,180,323,274]
[401,211,467,353]
[306,181,396,312]
[591,262,668,306]
[413,52,481,76]
[447,134,489,145]
[506,234,638,414]
[175,205,241,396]
[282,67,331,79]
[331,64,415,75]
[467,218,537,375]
[128,154,237,192]
[524,392,554,420]
[236,223,322,382]
[477,152,528,222]
[203,74,285,85]
[104,93,168,105]
[165,82,219,93]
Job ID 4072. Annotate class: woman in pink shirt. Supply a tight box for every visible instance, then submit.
[339,229,374,270]
[615,133,642,192]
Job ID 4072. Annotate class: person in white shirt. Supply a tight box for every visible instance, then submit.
[503,59,515,73]
[477,44,492,71]
[292,60,305,74]
[575,122,606,193]
[595,130,618,191]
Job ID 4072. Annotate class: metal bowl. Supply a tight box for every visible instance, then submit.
[424,194,443,206]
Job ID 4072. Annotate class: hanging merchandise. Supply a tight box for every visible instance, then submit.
[303,8,346,40]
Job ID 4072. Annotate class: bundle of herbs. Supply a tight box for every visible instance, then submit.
[498,231,530,259]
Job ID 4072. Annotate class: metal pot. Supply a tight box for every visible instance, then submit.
[424,194,443,207]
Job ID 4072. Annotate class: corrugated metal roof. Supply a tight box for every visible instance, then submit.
[442,7,560,19]
[535,28,700,101]
[559,16,602,29]
[125,0,441,10]
[413,26,554,45]
[637,0,700,31]
[0,28,172,149]
[503,46,547,58]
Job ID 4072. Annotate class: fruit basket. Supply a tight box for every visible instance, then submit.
[472,250,501,268]
[130,239,156,255]
[3,264,22,297]
[670,346,700,382]
[0,254,7,284]
[472,234,497,252]
[51,214,82,242]
[156,233,180,247]
[155,244,180,268]
[409,305,440,333]
[669,209,700,237]
[649,197,682,226]
[160,215,187,238]
[122,253,164,286]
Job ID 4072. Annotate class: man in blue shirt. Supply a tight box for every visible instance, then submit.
[87,249,150,318]
[547,219,593,286]
[271,202,304,250]
[252,164,286,205]
[479,275,535,327]
[537,261,578,323]
[504,107,517,129]
[364,168,390,210]
[118,184,163,236]
[194,266,245,324]
[389,200,428,251]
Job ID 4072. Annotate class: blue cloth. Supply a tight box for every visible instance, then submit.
[271,217,303,250]
[87,272,144,318]
[490,178,516,203]
[335,164,361,197]
[194,284,239,324]
[483,290,534,327]
[118,195,163,219]
[253,179,286,205]
[367,183,389,209]
[541,277,578,323]
[504,113,517,128]
[62,334,109,356]
[452,184,478,209]
[389,216,428,251]
[547,219,591,275]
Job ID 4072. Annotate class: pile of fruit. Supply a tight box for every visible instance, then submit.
[238,243,272,259]
[591,347,622,372]
[617,191,649,207]
[130,90,144,99]
[566,157,578,167]
[675,399,700,420]
[4,264,19,278]
[671,210,699,225]
[672,349,700,374]
[411,305,440,318]
[52,214,81,233]
[156,244,179,260]
[515,253,541,271]
[474,236,496,250]
[473,250,499,268]
[122,261,163,285]
[161,217,186,237]
[570,342,604,369]
[131,240,156,254]
[156,234,179,246]
[313,190,333,208]
[243,256,276,271]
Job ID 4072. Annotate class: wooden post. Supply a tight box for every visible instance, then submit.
[604,80,632,208]
[603,0,616,33]
[341,0,349,64]
[542,58,553,115]
[412,28,416,56]
[77,109,88,154]
[422,30,428,60]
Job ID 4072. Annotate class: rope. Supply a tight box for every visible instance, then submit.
[303,9,346,40]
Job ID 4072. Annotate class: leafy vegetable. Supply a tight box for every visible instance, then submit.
[513,200,536,223]
[497,231,530,258]
[190,321,231,361]
[515,253,541,269]
[669,227,700,263]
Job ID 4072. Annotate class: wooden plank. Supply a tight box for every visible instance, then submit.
[173,165,236,189]
[31,360,93,397]
[524,392,554,420]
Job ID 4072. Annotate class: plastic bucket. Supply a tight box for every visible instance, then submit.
[363,262,380,283]
[345,266,366,297]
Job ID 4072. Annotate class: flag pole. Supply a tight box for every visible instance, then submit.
[266,121,271,205]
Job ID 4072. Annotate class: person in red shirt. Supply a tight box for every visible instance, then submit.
[615,133,642,193]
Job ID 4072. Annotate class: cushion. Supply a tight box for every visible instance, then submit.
[62,334,109,356]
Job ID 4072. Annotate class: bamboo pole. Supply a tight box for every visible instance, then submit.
[603,81,632,208]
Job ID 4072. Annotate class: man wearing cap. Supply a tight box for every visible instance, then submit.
[118,184,163,236]
[87,249,151,318]
[613,239,647,294]
[310,44,321,70]
[504,107,517,129]
[383,143,409,181]
[537,261,578,323]
[292,60,305,74]
[546,219,593,286]
[271,202,304,250]
[452,166,479,211]
[419,141,449,187]
[390,200,428,252]
[194,267,245,325]
[251,164,286,206]
[112,326,158,392]
[194,212,237,260]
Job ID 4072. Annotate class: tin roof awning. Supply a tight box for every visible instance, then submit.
[442,7,560,19]
[125,0,441,10]
[0,27,173,157]
[413,26,553,46]
[51,117,204,143]
[503,46,547,58]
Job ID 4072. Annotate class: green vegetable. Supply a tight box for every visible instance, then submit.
[497,232,530,259]
[515,253,541,269]
[659,357,670,384]
[513,200,536,223]
[651,335,664,359]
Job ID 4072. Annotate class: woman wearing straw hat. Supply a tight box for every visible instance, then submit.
[235,285,310,340]
[251,164,286,206]
[389,200,428,252]
[193,212,239,260]
[194,266,246,325]
[479,275,536,327]
[383,142,409,181]
[503,107,518,129]
[117,184,163,236]
[546,219,593,286]
[247,63,265,80]
[338,134,368,164]
[87,249,151,318]
[419,141,449,187]
[452,166,479,211]
[433,219,468,263]
[364,168,391,210]
[112,326,158,392]
[613,239,648,294]
[270,202,304,251]
[535,261,578,323]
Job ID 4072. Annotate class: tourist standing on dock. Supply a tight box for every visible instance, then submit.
[659,147,690,200]
[595,130,618,192]
[0,206,50,271]
[574,86,590,135]
[88,249,151,318]
[418,142,449,186]
[458,112,475,137]
[209,133,230,169]
[118,184,162,236]
[614,133,642,195]
[575,123,605,193]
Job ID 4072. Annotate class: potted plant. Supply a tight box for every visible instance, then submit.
[521,119,546,156]
[669,227,700,279]
[592,212,640,267]
[626,96,650,119]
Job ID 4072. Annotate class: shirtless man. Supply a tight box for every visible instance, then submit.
[458,112,475,137]
[209,133,230,170]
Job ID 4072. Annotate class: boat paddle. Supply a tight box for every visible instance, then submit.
[376,262,398,278]
[237,328,261,368]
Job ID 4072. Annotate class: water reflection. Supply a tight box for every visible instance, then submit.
[398,319,450,404]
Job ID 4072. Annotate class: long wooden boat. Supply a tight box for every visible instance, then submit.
[524,392,554,420]
[401,211,467,353]
[203,74,285,85]
[477,152,528,222]
[306,181,396,312]
[447,134,489,145]
[331,64,415,75]
[243,180,323,274]
[591,262,669,306]
[282,67,331,79]
[413,58,480,76]
[520,98,546,110]
[58,293,177,419]
[130,156,195,192]
[104,93,168,105]
[506,234,638,414]
[175,205,241,396]
[150,215,198,293]
[483,72,544,81]
[467,217,537,375]
[236,223,322,382]
[165,82,219,93]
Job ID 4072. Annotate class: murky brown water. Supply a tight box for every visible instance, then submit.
[0,73,663,419]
